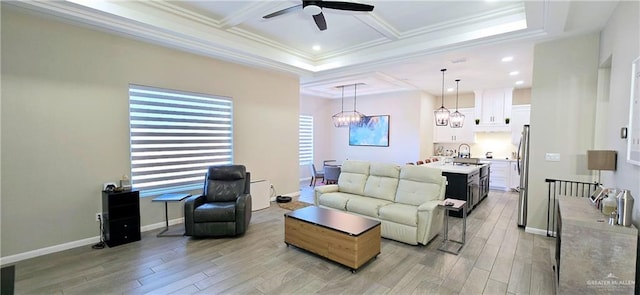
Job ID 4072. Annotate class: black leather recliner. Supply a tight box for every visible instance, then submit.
[184,165,252,237]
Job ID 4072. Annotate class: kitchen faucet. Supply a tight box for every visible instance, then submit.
[458,143,471,158]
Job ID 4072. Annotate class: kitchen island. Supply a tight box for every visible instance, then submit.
[423,161,490,217]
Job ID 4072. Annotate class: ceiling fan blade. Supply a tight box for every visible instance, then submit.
[263,4,303,19]
[318,1,374,12]
[313,12,327,31]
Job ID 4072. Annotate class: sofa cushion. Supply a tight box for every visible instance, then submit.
[346,195,393,217]
[395,166,444,206]
[363,162,400,201]
[379,203,418,226]
[317,192,354,210]
[338,160,370,195]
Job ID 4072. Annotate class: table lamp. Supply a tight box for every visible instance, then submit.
[587,150,617,184]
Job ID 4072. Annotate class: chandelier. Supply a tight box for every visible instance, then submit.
[434,69,450,126]
[332,84,366,127]
[449,79,465,128]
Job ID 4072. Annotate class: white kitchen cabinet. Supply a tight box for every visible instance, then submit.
[486,159,509,190]
[473,88,513,132]
[433,108,475,143]
[510,104,531,144]
[508,160,520,190]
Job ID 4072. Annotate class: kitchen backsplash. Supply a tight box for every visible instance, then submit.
[434,132,517,159]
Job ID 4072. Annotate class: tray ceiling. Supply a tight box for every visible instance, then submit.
[7,0,618,98]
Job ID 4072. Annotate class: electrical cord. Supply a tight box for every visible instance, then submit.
[91,214,105,249]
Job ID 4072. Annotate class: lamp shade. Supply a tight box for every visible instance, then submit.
[587,150,617,171]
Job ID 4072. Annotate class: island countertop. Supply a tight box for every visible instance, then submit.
[422,161,489,174]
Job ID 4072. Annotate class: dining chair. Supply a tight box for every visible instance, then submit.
[324,166,341,185]
[406,162,415,165]
[416,160,425,165]
[309,163,324,187]
[424,159,432,163]
[323,159,338,167]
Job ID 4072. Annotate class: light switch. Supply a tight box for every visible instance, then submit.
[545,153,561,162]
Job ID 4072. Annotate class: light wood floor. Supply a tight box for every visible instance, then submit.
[11,185,555,294]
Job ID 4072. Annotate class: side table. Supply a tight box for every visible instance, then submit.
[438,198,467,254]
[152,193,191,237]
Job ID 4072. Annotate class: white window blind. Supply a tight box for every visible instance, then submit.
[299,115,313,165]
[129,85,233,197]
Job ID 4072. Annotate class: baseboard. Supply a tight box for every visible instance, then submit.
[0,217,185,266]
[0,236,99,266]
[525,226,553,236]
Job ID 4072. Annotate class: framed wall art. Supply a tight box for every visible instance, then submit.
[349,115,390,147]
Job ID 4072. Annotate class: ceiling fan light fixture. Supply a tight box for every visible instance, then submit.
[303,5,322,15]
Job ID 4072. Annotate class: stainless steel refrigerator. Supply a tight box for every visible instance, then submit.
[517,124,530,227]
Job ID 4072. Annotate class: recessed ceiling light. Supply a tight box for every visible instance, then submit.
[501,56,514,62]
[515,80,524,85]
[312,45,321,51]
[509,71,519,76]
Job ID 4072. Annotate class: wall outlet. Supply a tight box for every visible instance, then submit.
[96,213,102,222]
[545,153,561,162]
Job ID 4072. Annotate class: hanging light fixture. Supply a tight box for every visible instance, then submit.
[449,79,465,128]
[434,69,450,126]
[350,83,366,127]
[332,85,348,127]
[331,84,366,127]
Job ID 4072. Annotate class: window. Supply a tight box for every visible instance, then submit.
[299,115,313,165]
[129,84,233,197]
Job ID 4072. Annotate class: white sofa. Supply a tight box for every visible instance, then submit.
[314,160,446,245]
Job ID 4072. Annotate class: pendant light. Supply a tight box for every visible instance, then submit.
[350,83,366,127]
[434,69,450,126]
[332,85,349,127]
[331,84,366,127]
[449,79,465,128]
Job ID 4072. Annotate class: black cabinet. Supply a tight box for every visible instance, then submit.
[102,190,141,247]
[479,165,490,201]
[442,172,478,217]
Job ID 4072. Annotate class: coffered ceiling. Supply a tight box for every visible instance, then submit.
[9,0,618,98]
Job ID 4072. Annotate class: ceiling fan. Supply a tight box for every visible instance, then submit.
[262,0,374,31]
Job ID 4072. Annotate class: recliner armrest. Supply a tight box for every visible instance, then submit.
[314,184,339,206]
[184,194,206,210]
[314,184,339,194]
[417,200,440,212]
[235,193,252,234]
[184,195,206,236]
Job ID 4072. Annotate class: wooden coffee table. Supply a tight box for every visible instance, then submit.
[284,206,381,272]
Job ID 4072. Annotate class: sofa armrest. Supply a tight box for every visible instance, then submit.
[417,200,440,212]
[416,200,445,245]
[313,184,339,206]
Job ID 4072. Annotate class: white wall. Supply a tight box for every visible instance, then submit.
[317,91,436,165]
[1,7,300,258]
[299,95,333,181]
[527,33,600,232]
[526,2,640,235]
[597,1,640,221]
